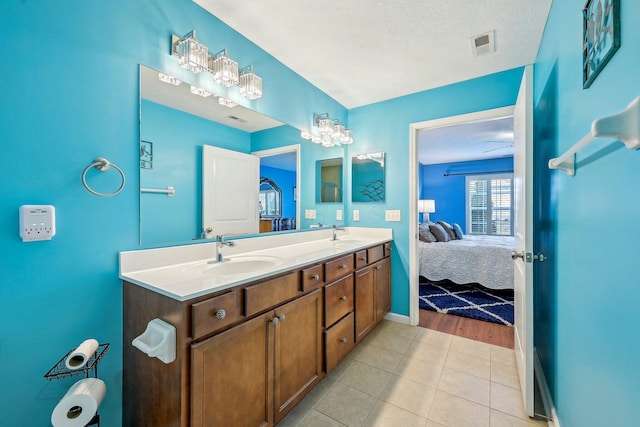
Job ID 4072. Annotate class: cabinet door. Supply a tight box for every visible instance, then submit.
[375,257,391,322]
[354,265,376,343]
[191,311,274,427]
[273,289,324,423]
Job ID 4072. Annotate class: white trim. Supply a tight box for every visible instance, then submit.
[383,312,411,325]
[534,348,561,427]
[252,144,301,230]
[408,106,515,330]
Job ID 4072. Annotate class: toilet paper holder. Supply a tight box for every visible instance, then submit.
[132,318,176,364]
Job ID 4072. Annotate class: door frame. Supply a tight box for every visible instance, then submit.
[252,144,301,230]
[408,106,515,326]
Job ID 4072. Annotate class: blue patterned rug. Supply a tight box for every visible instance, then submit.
[419,277,514,326]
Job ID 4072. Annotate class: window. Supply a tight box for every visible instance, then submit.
[259,177,282,218]
[466,173,513,236]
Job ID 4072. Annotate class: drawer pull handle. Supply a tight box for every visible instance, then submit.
[340,296,347,302]
[215,309,226,320]
[376,264,383,270]
[358,257,366,261]
[340,338,348,344]
[311,274,320,281]
[339,264,347,270]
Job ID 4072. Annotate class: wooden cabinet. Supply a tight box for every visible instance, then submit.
[123,240,391,427]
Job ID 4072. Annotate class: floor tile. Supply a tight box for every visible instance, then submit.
[490,382,528,420]
[363,401,428,427]
[379,374,436,418]
[365,330,414,354]
[278,402,313,427]
[413,327,453,349]
[394,354,444,389]
[405,339,449,366]
[491,345,517,367]
[490,360,520,389]
[299,409,347,427]
[351,342,404,372]
[338,361,392,398]
[315,383,377,426]
[437,367,490,406]
[445,349,491,380]
[376,319,420,340]
[428,390,490,427]
[490,409,547,426]
[450,335,491,360]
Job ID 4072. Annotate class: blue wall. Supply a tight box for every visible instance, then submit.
[420,157,514,231]
[534,1,640,426]
[259,165,296,218]
[0,1,345,425]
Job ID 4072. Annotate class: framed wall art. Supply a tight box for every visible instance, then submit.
[583,0,620,89]
[140,140,153,169]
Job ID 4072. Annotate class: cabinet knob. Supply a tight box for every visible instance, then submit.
[340,264,347,270]
[215,309,226,320]
[271,317,280,325]
[376,264,383,270]
[278,314,286,322]
[358,257,366,261]
[340,295,347,302]
[311,274,320,281]
[340,338,347,344]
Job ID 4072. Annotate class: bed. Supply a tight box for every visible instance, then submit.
[418,234,515,290]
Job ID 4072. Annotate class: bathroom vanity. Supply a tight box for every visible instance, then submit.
[120,228,392,427]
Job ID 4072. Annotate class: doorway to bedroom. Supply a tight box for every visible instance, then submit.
[408,107,516,336]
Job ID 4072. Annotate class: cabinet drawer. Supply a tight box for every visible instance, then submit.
[192,290,241,340]
[354,250,368,269]
[384,242,391,258]
[301,264,325,292]
[367,245,384,264]
[324,312,355,372]
[324,274,354,327]
[244,272,300,317]
[325,254,354,283]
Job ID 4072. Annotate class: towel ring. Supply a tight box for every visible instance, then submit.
[81,158,126,197]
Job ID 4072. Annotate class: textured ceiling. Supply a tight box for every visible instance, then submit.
[194,0,552,108]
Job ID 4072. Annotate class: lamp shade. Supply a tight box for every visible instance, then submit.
[418,199,435,213]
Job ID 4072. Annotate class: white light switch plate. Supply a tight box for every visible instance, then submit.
[336,210,343,220]
[305,209,317,219]
[353,210,360,221]
[385,210,401,222]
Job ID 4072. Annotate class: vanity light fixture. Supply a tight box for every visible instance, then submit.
[209,49,239,87]
[172,31,208,74]
[300,130,313,140]
[306,113,355,147]
[158,73,182,86]
[190,85,213,98]
[218,97,237,108]
[311,136,323,144]
[341,129,353,144]
[238,65,263,100]
[314,113,334,136]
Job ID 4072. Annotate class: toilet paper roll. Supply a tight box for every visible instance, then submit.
[65,339,99,370]
[51,378,106,427]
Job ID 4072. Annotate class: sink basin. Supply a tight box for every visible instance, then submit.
[196,255,284,276]
[332,239,369,249]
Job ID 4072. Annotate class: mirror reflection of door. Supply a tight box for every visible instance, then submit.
[317,158,343,203]
[258,151,297,233]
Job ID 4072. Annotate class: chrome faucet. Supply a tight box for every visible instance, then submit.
[209,234,237,263]
[331,224,346,241]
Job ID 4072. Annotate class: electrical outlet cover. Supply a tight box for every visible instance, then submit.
[19,205,56,241]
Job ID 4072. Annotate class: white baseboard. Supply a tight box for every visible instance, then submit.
[384,312,411,325]
[534,348,561,427]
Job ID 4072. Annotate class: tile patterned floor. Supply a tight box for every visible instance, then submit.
[279,320,547,427]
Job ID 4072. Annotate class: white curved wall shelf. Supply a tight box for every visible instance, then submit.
[549,96,640,176]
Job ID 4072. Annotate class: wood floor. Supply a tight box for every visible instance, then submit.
[418,309,514,349]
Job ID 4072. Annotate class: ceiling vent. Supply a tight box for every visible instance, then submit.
[471,30,496,57]
[226,115,248,123]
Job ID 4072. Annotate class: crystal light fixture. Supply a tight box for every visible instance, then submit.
[210,49,239,87]
[332,122,346,140]
[158,73,182,86]
[218,97,237,108]
[311,136,322,144]
[300,130,313,140]
[190,85,213,98]
[341,129,353,144]
[173,31,208,74]
[238,66,263,100]
[314,113,334,135]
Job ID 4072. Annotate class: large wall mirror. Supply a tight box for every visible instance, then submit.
[139,64,309,246]
[316,158,343,203]
[352,152,385,202]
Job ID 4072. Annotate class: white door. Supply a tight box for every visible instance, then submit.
[512,65,534,416]
[202,145,259,236]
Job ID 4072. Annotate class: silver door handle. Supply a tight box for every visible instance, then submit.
[511,250,525,261]
[534,252,547,262]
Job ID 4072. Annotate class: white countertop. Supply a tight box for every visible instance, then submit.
[120,227,392,301]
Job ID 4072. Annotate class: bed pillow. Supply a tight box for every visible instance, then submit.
[437,221,457,240]
[429,223,450,242]
[418,223,437,242]
[453,223,464,240]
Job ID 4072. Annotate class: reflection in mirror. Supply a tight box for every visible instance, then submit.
[352,152,385,202]
[139,64,302,246]
[316,158,343,203]
[259,177,281,218]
